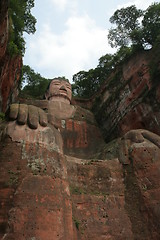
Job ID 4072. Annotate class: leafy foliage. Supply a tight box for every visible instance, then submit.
[8,0,36,55]
[72,54,114,98]
[108,2,160,49]
[72,47,133,98]
[0,112,5,121]
[72,2,160,98]
[108,5,143,48]
[72,69,101,98]
[20,65,51,99]
[142,3,160,46]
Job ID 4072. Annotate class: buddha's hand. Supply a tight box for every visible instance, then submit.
[8,103,48,129]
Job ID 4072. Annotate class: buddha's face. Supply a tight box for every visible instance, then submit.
[46,79,72,103]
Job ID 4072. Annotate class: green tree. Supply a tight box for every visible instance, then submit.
[98,53,114,69]
[142,3,160,46]
[108,3,160,49]
[72,54,115,98]
[72,68,105,98]
[20,65,50,99]
[8,0,36,55]
[108,5,143,48]
[72,3,160,98]
[112,46,133,65]
[72,70,94,98]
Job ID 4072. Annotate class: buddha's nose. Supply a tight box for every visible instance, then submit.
[60,85,67,91]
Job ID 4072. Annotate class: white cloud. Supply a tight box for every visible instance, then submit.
[117,0,155,10]
[24,0,156,82]
[49,0,77,12]
[49,0,67,10]
[24,14,113,82]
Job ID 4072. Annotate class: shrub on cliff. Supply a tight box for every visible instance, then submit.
[8,0,36,56]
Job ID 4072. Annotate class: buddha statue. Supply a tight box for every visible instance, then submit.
[1,77,160,239]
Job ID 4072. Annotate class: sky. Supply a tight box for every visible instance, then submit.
[23,0,157,82]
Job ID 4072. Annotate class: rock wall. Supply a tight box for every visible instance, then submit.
[0,0,22,112]
[0,136,77,240]
[92,47,160,142]
[1,121,160,239]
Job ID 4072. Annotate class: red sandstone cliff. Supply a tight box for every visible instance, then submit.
[0,0,22,113]
[1,115,160,239]
[92,46,160,142]
[0,48,160,239]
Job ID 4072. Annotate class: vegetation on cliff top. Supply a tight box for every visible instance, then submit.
[19,2,160,99]
[72,2,160,98]
[8,0,36,56]
[108,3,160,49]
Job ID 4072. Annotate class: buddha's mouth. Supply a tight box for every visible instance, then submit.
[60,89,67,95]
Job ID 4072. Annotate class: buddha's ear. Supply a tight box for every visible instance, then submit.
[45,90,49,100]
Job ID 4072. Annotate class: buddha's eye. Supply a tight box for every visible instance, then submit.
[53,83,60,86]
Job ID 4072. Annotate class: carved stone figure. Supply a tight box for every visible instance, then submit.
[1,78,160,239]
[45,78,72,103]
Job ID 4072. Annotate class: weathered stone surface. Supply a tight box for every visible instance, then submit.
[67,156,133,239]
[38,108,48,127]
[0,54,22,113]
[18,104,28,125]
[1,120,160,239]
[0,0,22,112]
[62,118,104,158]
[92,48,160,142]
[120,129,160,239]
[5,121,63,154]
[9,103,19,120]
[0,0,8,61]
[19,99,48,110]
[48,101,75,121]
[0,138,77,240]
[15,100,104,158]
[9,103,48,128]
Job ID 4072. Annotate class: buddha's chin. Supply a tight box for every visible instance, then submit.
[49,93,71,103]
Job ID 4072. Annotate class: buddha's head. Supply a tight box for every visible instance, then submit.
[45,78,72,104]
